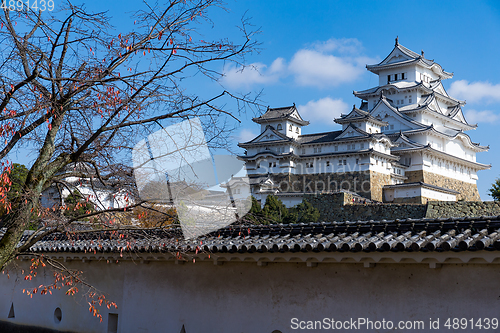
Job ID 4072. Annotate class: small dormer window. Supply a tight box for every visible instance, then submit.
[277,124,282,130]
[295,127,299,134]
[289,125,292,131]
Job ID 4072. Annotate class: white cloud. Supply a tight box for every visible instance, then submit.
[311,38,363,54]
[449,80,500,103]
[289,50,367,88]
[465,109,500,124]
[222,38,377,89]
[237,128,258,143]
[298,97,349,123]
[221,58,285,89]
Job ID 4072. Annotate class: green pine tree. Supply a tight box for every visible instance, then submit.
[262,195,289,224]
[489,178,500,201]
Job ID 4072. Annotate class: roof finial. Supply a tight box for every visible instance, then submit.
[353,104,356,110]
[395,36,399,46]
[421,50,424,58]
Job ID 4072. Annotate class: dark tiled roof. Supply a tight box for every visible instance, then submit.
[297,130,342,144]
[253,105,309,126]
[19,216,500,254]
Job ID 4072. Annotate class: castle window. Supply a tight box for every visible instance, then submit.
[360,143,364,149]
[277,124,282,130]
[387,75,391,84]
[356,159,359,164]
[397,100,400,105]
[326,161,330,167]
[394,74,398,81]
[289,125,292,131]
[301,149,306,154]
[296,127,299,133]
[402,73,406,80]
[343,160,347,165]
[409,98,412,103]
[390,125,394,130]
[334,145,338,152]
[338,160,342,166]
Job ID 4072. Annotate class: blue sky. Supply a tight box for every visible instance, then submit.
[10,0,500,200]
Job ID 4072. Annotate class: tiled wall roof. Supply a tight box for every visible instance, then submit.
[19,215,500,254]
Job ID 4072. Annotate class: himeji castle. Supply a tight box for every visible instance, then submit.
[238,39,490,205]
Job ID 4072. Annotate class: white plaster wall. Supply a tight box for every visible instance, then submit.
[61,185,129,210]
[285,120,301,139]
[276,195,303,207]
[377,66,412,86]
[3,259,500,333]
[421,188,456,201]
[423,155,477,184]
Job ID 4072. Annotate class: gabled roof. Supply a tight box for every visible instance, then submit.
[252,105,309,126]
[398,124,488,152]
[238,125,292,148]
[447,105,476,129]
[370,95,428,130]
[354,81,424,98]
[396,98,476,131]
[390,132,426,150]
[366,40,453,80]
[335,106,389,126]
[334,123,373,140]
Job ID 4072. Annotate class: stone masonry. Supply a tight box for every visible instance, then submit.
[304,192,500,222]
[252,170,390,202]
[405,170,481,201]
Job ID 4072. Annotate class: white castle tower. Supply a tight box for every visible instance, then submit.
[239,39,489,204]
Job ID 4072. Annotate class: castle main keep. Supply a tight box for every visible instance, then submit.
[239,39,490,205]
